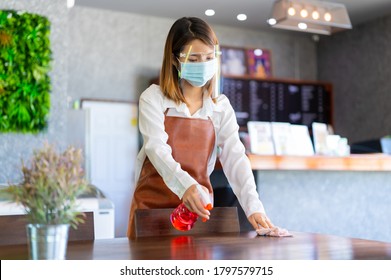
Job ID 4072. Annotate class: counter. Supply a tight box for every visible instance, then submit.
[248,153,391,171]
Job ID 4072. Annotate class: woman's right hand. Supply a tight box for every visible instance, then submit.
[182,184,211,220]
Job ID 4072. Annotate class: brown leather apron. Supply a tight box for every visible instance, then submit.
[127,112,216,238]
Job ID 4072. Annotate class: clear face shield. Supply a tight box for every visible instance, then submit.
[214,45,222,99]
[178,45,222,98]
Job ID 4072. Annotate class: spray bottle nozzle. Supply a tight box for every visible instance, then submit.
[196,184,213,221]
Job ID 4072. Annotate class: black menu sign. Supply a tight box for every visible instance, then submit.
[222,77,250,127]
[222,77,332,128]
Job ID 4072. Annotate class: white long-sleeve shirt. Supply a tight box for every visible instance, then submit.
[135,84,265,217]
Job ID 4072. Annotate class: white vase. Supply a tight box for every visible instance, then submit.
[26,224,70,260]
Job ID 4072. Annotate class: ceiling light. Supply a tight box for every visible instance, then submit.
[237,14,247,21]
[268,0,352,35]
[267,18,277,25]
[324,12,332,22]
[67,0,75,9]
[312,10,320,20]
[298,22,307,29]
[205,9,215,16]
[300,8,308,18]
[287,7,296,16]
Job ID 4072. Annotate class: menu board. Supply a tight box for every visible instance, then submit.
[222,77,332,129]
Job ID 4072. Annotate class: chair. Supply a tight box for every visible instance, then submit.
[0,212,95,246]
[133,207,240,238]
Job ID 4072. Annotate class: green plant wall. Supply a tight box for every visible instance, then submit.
[0,10,51,133]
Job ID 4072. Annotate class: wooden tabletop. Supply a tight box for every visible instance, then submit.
[1,231,391,260]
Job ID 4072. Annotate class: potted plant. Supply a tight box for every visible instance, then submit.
[0,143,89,259]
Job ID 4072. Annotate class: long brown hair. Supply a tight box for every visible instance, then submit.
[160,17,219,104]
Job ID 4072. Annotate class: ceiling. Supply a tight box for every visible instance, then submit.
[76,0,391,32]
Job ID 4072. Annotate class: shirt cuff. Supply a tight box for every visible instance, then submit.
[176,176,198,199]
[243,199,266,217]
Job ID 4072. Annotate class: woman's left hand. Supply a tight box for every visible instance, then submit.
[247,212,274,230]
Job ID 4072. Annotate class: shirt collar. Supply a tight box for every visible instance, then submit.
[162,96,188,115]
[202,92,222,117]
[162,90,222,117]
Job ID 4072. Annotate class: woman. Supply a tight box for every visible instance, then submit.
[127,17,274,238]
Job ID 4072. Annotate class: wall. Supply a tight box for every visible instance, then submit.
[0,0,68,183]
[214,25,317,81]
[258,170,391,243]
[318,14,391,144]
[67,8,166,103]
[67,7,317,104]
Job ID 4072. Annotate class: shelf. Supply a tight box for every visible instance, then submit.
[247,153,391,171]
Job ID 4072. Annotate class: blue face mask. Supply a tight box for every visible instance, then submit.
[178,59,217,87]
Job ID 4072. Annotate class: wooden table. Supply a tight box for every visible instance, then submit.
[1,231,391,260]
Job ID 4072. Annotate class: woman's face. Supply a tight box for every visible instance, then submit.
[179,39,215,63]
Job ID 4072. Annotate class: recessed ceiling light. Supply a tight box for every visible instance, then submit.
[298,22,307,30]
[67,0,75,9]
[267,18,277,25]
[205,9,215,16]
[237,14,247,21]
